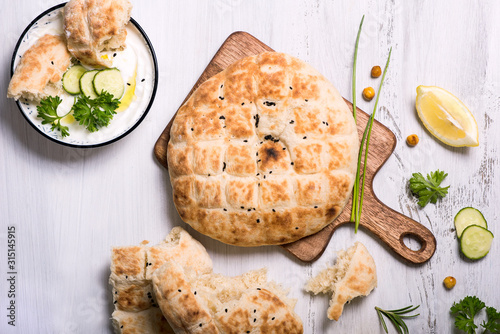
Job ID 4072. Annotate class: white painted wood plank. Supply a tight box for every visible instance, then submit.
[0,0,499,333]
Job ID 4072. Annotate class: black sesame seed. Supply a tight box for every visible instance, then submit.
[219,115,225,119]
[51,61,54,65]
[223,208,227,211]
[303,136,307,139]
[256,219,260,223]
[178,289,182,292]
[289,86,293,90]
[290,120,295,124]
[241,102,245,105]
[269,171,272,174]
[114,301,117,304]
[199,324,202,327]
[241,206,245,209]
[314,206,318,209]
[121,325,123,328]
[127,83,131,86]
[272,317,275,320]
[272,209,276,212]
[283,147,286,150]
[115,291,118,294]
[125,276,128,279]
[146,263,149,267]
[220,85,223,88]
[194,291,197,295]
[305,99,308,102]
[291,162,294,165]
[254,318,256,322]
[248,209,251,212]
[257,159,261,163]
[141,78,145,82]
[208,174,211,177]
[191,128,194,131]
[295,227,299,230]
[256,173,260,176]
[225,309,228,313]
[113,53,117,57]
[263,175,266,179]
[149,263,152,266]
[264,135,272,140]
[257,288,261,290]
[256,152,259,156]
[326,122,329,126]
[254,309,256,313]
[244,140,248,142]
[247,332,250,333]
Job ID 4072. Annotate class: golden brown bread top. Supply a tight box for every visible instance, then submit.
[63,0,132,67]
[167,52,358,246]
[7,34,71,101]
[112,308,174,334]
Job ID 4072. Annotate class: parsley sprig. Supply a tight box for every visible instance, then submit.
[72,91,120,133]
[451,296,500,333]
[36,96,70,137]
[409,169,450,207]
[375,305,420,334]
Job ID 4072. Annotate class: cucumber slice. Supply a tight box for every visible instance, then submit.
[460,225,494,260]
[80,70,100,99]
[93,68,124,99]
[454,207,487,238]
[62,65,87,95]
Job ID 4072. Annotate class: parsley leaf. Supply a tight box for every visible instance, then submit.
[36,96,70,137]
[451,296,485,334]
[72,91,119,133]
[482,306,500,333]
[409,169,450,207]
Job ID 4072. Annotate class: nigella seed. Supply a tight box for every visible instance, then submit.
[219,115,225,119]
[264,135,273,140]
[121,326,123,328]
[241,206,245,209]
[115,291,118,294]
[254,319,256,322]
[289,86,293,90]
[191,128,194,131]
[241,102,245,105]
[113,53,117,57]
[256,173,260,176]
[305,99,308,102]
[283,147,286,150]
[263,101,276,106]
[225,308,228,313]
[326,122,329,126]
[125,276,128,279]
[269,171,272,174]
[208,174,210,177]
[303,136,307,139]
[194,291,197,295]
[178,289,182,292]
[223,162,226,172]
[244,140,248,142]
[146,263,149,267]
[256,219,260,223]
[248,209,251,212]
[149,263,152,266]
[272,209,276,212]
[127,83,131,86]
[114,301,117,304]
[290,120,294,124]
[314,206,318,209]
[291,162,294,165]
[51,61,54,65]
[295,227,299,230]
[257,159,261,163]
[223,208,227,211]
[257,288,261,290]
[141,78,145,82]
[254,309,257,313]
[255,114,260,128]
[199,324,202,327]
[219,96,224,100]
[263,175,266,179]
[220,85,223,88]
[272,317,275,320]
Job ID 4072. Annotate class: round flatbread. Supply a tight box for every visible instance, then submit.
[167,52,358,246]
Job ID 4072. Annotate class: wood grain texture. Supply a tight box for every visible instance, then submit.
[154,32,436,264]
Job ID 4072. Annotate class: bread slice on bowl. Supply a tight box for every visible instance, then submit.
[7,34,71,102]
[305,242,377,320]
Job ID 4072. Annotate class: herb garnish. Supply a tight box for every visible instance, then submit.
[451,296,500,333]
[375,305,420,334]
[409,169,450,207]
[72,91,120,133]
[350,15,392,232]
[36,96,70,137]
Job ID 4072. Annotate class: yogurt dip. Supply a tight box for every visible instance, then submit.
[11,6,157,147]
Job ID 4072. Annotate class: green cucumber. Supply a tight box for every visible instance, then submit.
[460,225,494,260]
[80,70,100,99]
[93,68,124,99]
[454,207,487,238]
[62,65,87,95]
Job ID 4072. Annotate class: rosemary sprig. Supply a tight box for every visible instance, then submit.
[350,15,364,224]
[376,305,420,334]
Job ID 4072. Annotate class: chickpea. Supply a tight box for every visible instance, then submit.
[443,276,456,289]
[371,65,382,78]
[362,87,375,101]
[406,134,419,146]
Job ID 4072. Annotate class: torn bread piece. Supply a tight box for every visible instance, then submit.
[111,308,173,334]
[7,34,71,102]
[63,0,132,67]
[152,262,303,333]
[305,242,377,321]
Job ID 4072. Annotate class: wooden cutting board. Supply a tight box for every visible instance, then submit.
[154,31,436,264]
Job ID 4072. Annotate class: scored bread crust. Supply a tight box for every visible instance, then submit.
[167,52,358,246]
[63,0,132,67]
[7,34,71,102]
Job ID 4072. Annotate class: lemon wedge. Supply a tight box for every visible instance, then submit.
[415,85,478,147]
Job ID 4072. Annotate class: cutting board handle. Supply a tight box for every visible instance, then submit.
[358,192,436,264]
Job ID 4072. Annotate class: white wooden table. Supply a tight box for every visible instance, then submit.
[1,1,499,333]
